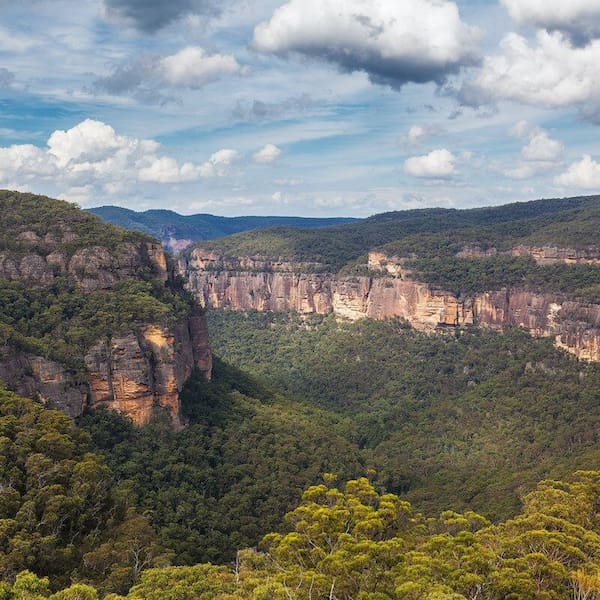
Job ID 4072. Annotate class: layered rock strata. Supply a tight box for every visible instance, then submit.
[0,237,211,425]
[0,239,169,292]
[183,248,600,363]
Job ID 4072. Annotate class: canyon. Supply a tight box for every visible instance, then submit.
[182,246,600,363]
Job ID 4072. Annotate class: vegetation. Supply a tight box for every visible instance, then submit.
[80,360,363,567]
[0,191,150,257]
[196,195,600,270]
[0,275,197,375]
[10,472,600,599]
[88,206,356,251]
[6,191,600,598]
[0,191,199,376]
[0,386,165,595]
[207,310,600,520]
[410,256,600,299]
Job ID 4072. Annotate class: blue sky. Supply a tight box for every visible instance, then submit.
[1,0,600,216]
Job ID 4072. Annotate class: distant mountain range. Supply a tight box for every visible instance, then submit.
[86,206,358,253]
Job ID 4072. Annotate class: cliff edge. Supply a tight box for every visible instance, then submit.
[182,246,600,363]
[0,191,211,426]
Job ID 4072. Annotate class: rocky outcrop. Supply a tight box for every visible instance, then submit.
[183,249,474,328]
[0,194,213,426]
[83,319,211,426]
[0,241,211,426]
[511,245,600,265]
[0,315,212,427]
[0,240,170,292]
[0,350,87,418]
[456,243,600,265]
[183,248,600,363]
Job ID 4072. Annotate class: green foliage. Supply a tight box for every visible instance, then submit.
[206,310,600,520]
[410,256,600,298]
[0,277,196,374]
[87,206,356,249]
[70,472,600,600]
[80,362,363,567]
[0,191,150,256]
[0,192,200,377]
[0,387,161,593]
[197,195,600,271]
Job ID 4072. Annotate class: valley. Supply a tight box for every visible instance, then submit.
[2,191,600,598]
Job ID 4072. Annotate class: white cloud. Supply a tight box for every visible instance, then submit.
[521,131,564,162]
[0,119,239,194]
[198,148,240,177]
[159,47,243,89]
[47,119,159,170]
[93,46,243,101]
[400,124,445,145]
[555,155,600,188]
[0,144,55,180]
[404,149,457,178]
[138,157,204,183]
[253,0,481,89]
[502,0,600,43]
[509,120,532,139]
[462,31,600,115]
[502,124,563,180]
[253,143,282,164]
[407,126,427,144]
[503,164,539,180]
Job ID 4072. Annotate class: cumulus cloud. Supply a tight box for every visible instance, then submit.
[501,123,563,180]
[253,144,282,164]
[404,149,457,178]
[400,124,445,145]
[461,31,600,117]
[93,46,242,101]
[253,0,481,90]
[160,47,243,88]
[0,119,238,197]
[138,157,204,183]
[198,148,239,177]
[103,0,225,32]
[521,130,564,162]
[406,126,427,144]
[502,0,600,44]
[555,155,600,188]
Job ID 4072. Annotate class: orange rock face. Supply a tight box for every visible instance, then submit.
[183,249,600,363]
[83,318,213,426]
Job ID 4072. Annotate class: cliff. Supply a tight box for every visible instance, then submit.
[0,191,212,426]
[182,248,600,363]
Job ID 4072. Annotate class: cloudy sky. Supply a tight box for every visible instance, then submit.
[1,0,600,216]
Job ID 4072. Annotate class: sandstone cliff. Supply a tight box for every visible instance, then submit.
[83,317,211,426]
[0,193,212,426]
[182,248,600,363]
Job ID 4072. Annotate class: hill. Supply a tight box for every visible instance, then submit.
[86,206,357,253]
[195,195,600,271]
[0,190,211,425]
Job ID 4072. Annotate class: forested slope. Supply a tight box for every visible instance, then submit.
[196,195,600,271]
[88,206,356,252]
[207,311,600,520]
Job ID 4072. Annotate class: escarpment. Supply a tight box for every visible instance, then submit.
[0,191,211,426]
[182,247,600,363]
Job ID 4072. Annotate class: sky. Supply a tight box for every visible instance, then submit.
[1,0,600,217]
